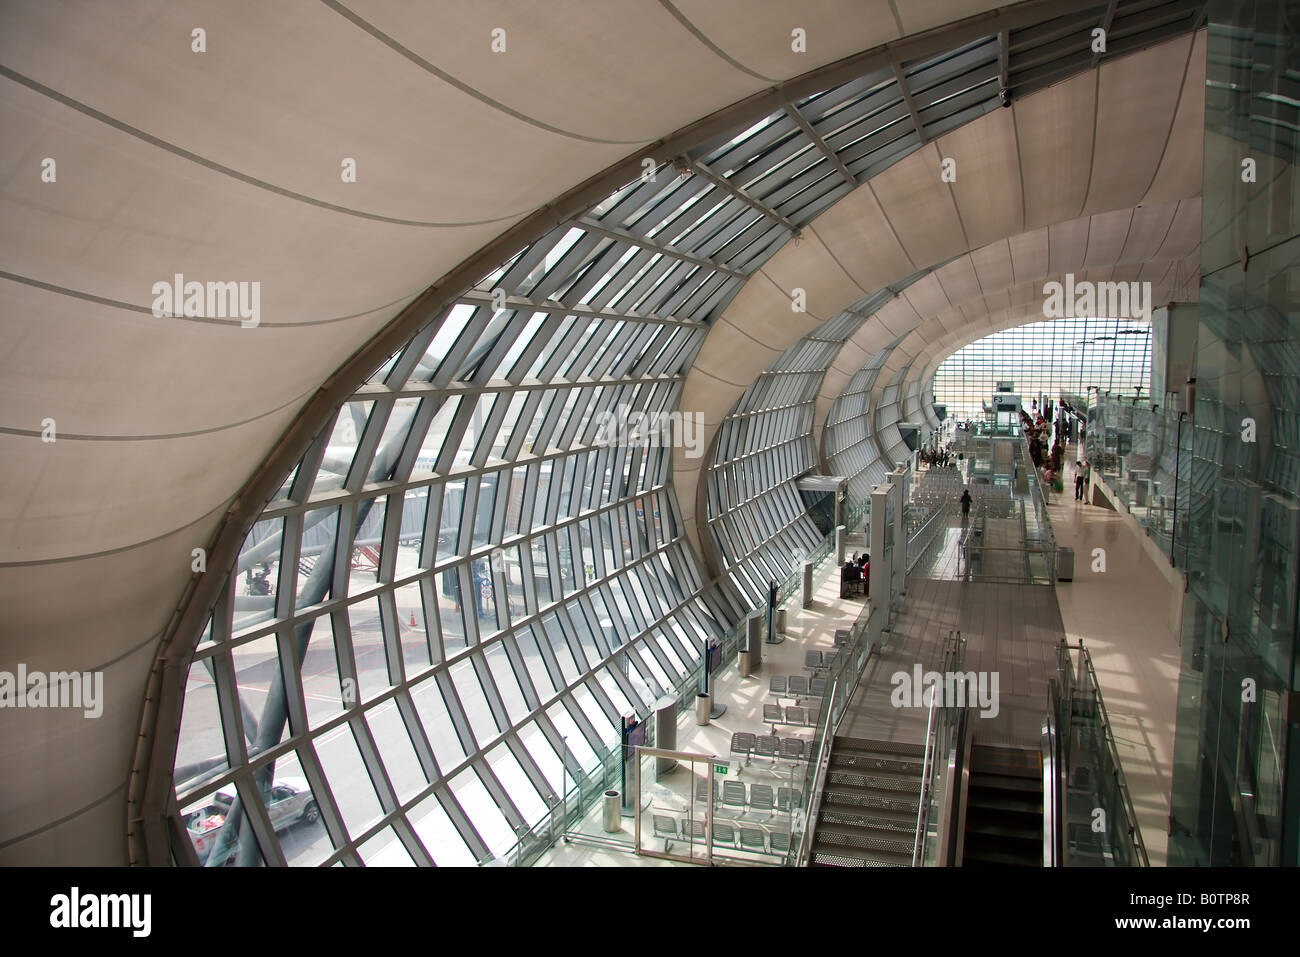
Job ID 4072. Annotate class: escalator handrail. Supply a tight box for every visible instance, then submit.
[936,702,972,865]
[912,691,940,866]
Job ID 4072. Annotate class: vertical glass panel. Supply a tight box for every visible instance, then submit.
[358,827,413,866]
[448,656,500,744]
[414,396,462,476]
[234,517,283,633]
[409,675,467,771]
[483,640,529,724]
[265,750,334,867]
[175,657,229,795]
[233,636,288,751]
[348,597,392,704]
[438,480,466,561]
[350,496,387,587]
[365,701,428,804]
[449,769,514,857]
[485,744,547,826]
[410,792,478,866]
[301,614,350,731]
[315,722,383,835]
[314,401,374,493]
[297,507,338,611]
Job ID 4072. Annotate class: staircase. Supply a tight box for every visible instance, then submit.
[810,736,925,867]
[962,744,1043,866]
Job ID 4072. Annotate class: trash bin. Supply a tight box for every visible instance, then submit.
[695,692,711,726]
[774,608,787,636]
[602,790,621,833]
[1057,546,1074,582]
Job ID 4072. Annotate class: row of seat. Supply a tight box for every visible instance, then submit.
[768,674,828,698]
[804,648,839,672]
[729,731,812,763]
[763,703,815,729]
[694,778,803,814]
[652,814,792,856]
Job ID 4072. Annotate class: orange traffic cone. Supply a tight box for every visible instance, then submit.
[409,612,417,628]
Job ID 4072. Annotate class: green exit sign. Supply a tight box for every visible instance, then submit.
[714,764,728,775]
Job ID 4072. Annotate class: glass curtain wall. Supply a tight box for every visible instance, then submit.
[1168,0,1300,867]
[932,316,1153,420]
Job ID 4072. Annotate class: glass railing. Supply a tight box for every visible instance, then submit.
[915,631,966,865]
[1056,639,1149,866]
[1086,395,1193,562]
[906,502,951,575]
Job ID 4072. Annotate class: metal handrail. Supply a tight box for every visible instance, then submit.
[906,502,951,575]
[795,676,839,867]
[912,692,941,866]
[936,702,971,866]
[1041,684,1062,867]
[1075,644,1150,866]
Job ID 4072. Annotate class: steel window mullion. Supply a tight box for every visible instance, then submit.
[473,760,527,832]
[434,668,479,757]
[557,693,604,755]
[530,233,608,301]
[396,689,443,785]
[432,786,492,863]
[432,308,494,389]
[470,651,510,734]
[470,395,509,468]
[583,674,621,727]
[351,714,401,817]
[503,733,558,805]
[499,632,542,711]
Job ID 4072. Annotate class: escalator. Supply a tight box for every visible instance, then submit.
[961,744,1044,866]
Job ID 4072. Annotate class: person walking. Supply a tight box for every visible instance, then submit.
[960,488,972,523]
[1074,460,1085,501]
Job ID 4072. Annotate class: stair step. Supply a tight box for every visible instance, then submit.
[970,772,1042,794]
[812,846,910,867]
[827,768,923,792]
[819,805,918,831]
[966,791,1042,816]
[821,797,919,824]
[971,747,1041,776]
[832,759,925,780]
[822,784,920,806]
[835,737,925,758]
[831,752,924,775]
[964,819,1042,843]
[963,850,1042,867]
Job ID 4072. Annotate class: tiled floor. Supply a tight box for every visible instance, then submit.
[1047,445,1181,867]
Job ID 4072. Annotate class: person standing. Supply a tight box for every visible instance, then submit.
[960,488,972,522]
[1073,461,1084,500]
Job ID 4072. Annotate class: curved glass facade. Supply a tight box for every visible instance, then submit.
[156,10,1210,867]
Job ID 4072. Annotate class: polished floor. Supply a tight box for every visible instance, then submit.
[1047,450,1181,867]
